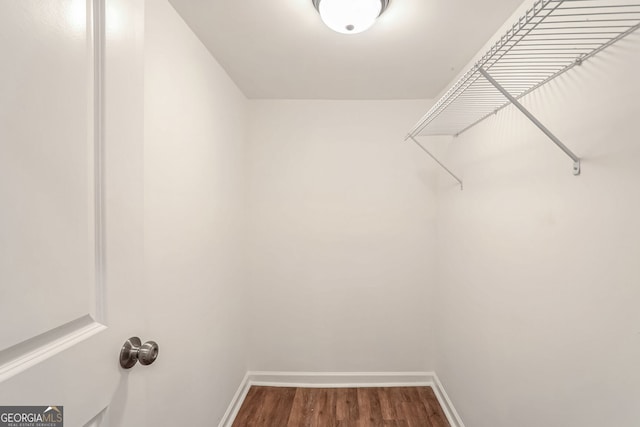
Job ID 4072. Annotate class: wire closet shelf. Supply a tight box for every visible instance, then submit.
[406,0,640,185]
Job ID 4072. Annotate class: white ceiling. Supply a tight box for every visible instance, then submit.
[168,0,524,99]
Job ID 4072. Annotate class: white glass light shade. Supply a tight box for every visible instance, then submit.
[318,0,382,34]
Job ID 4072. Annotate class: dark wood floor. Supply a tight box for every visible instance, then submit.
[232,386,451,427]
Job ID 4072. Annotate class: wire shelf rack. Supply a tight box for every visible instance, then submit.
[406,0,640,185]
[409,0,640,138]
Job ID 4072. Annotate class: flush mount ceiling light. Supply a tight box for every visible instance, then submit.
[312,0,390,35]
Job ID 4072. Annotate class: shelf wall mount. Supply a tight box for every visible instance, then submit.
[407,135,464,190]
[478,67,581,176]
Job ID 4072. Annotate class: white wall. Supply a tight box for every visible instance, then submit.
[432,25,640,427]
[246,100,438,372]
[143,1,248,425]
[143,2,640,425]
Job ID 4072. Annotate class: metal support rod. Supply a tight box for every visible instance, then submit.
[478,67,581,176]
[408,136,463,190]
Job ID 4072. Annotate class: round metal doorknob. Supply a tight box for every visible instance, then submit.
[138,340,159,365]
[119,337,159,369]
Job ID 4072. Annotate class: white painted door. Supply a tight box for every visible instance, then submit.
[0,1,147,426]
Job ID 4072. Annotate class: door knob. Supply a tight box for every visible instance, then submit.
[119,337,159,369]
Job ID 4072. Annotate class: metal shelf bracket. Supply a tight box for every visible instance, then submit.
[407,135,463,190]
[479,67,581,176]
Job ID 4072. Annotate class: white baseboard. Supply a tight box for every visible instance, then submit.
[248,371,434,388]
[431,373,465,427]
[217,372,251,427]
[219,371,465,427]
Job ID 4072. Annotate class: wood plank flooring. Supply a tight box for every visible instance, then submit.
[232,386,451,427]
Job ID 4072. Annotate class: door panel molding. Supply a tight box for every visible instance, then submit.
[92,0,107,325]
[0,316,105,383]
[0,0,107,380]
[83,406,107,427]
